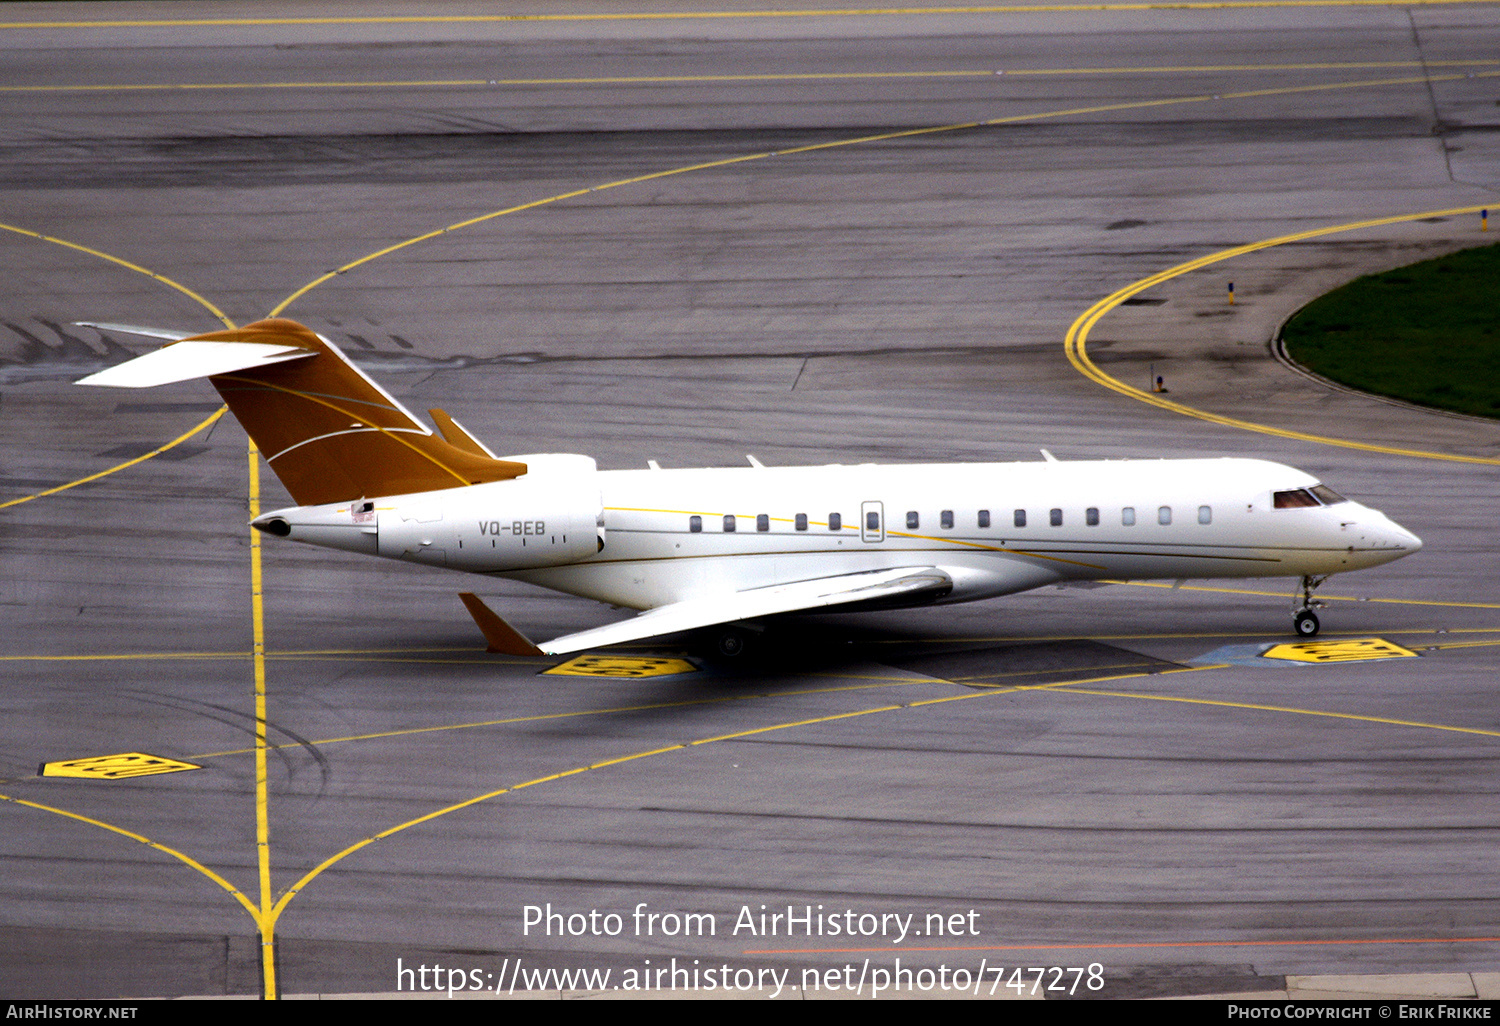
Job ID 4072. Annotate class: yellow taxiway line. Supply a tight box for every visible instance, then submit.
[9,59,1497,999]
[1064,206,1500,465]
[4,60,1497,94]
[271,67,1500,320]
[258,666,1205,930]
[5,0,1498,30]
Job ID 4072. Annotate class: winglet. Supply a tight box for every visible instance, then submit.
[459,593,545,656]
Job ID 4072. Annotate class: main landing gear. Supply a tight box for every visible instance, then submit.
[1292,574,1328,637]
[698,624,761,661]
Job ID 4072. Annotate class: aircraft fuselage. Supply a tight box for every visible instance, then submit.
[258,455,1421,613]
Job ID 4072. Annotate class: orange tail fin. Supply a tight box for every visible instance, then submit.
[189,319,525,504]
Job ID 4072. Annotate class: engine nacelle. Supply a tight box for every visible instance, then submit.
[254,465,604,572]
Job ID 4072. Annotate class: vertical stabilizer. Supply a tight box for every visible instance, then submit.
[87,318,527,504]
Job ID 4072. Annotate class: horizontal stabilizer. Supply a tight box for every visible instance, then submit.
[496,566,952,656]
[77,339,317,388]
[75,322,194,342]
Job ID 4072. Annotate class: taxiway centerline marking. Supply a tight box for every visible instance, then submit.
[1052,685,1500,740]
[0,792,259,919]
[1106,580,1500,609]
[269,69,1500,319]
[196,662,1172,760]
[0,221,234,328]
[1065,205,1500,465]
[0,407,227,511]
[6,60,1497,94]
[0,221,235,510]
[260,667,1196,926]
[7,626,1494,663]
[869,627,1500,643]
[247,440,279,1001]
[6,1,1498,30]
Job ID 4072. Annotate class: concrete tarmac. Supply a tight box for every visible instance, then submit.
[1,0,1497,1000]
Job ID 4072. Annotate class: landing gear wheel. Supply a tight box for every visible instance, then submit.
[1290,574,1328,638]
[716,628,750,658]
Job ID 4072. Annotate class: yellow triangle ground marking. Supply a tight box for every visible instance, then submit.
[1262,638,1420,664]
[40,752,202,779]
[543,655,698,678]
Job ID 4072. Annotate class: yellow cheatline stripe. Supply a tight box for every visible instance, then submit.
[262,665,1188,924]
[0,792,259,919]
[5,1,1498,30]
[270,67,1499,319]
[6,60,1497,94]
[1105,580,1500,610]
[0,407,227,511]
[0,221,233,329]
[1064,203,1500,465]
[1053,685,1500,740]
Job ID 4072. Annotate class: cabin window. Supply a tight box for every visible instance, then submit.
[1275,488,1320,509]
[907,511,919,529]
[1310,484,1347,505]
[867,511,880,532]
[1158,506,1172,525]
[689,515,702,533]
[1014,509,1027,528]
[828,512,842,531]
[940,510,954,529]
[1086,507,1099,526]
[795,513,808,531]
[1198,505,1212,525]
[1122,507,1136,526]
[756,513,769,532]
[723,514,736,532]
[978,509,990,528]
[1050,508,1063,527]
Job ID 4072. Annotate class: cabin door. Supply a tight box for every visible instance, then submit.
[860,500,885,543]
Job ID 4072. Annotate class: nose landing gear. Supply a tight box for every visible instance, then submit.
[1292,574,1328,636]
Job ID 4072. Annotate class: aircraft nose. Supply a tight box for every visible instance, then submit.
[1376,513,1421,555]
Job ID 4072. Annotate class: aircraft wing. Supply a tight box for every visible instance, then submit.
[462,565,953,657]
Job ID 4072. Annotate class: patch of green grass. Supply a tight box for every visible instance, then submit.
[1281,242,1500,419]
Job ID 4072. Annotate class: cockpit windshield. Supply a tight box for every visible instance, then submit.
[1273,484,1347,509]
[1273,489,1320,508]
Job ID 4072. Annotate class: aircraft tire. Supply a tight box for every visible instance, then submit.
[1293,611,1321,637]
[716,627,751,658]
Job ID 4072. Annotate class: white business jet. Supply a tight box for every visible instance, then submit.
[79,319,1421,656]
